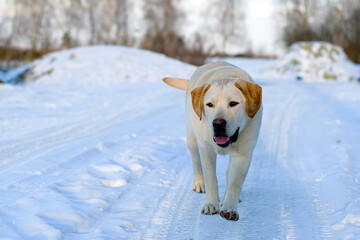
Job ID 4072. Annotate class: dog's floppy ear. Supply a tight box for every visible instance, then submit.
[163,77,189,90]
[235,81,262,118]
[191,84,211,120]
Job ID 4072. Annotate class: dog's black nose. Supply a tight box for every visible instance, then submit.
[212,118,226,129]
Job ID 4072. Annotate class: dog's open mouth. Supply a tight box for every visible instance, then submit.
[213,128,240,148]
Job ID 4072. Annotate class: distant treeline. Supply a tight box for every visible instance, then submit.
[0,0,248,65]
[0,0,359,65]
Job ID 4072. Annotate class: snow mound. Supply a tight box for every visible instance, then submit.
[261,41,359,82]
[25,45,195,85]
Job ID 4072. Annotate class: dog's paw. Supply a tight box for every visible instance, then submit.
[193,175,205,193]
[220,202,239,221]
[220,210,239,221]
[201,203,219,215]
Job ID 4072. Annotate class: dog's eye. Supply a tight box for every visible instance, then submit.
[206,102,214,108]
[229,101,239,107]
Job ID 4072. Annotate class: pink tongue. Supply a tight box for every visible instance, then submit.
[214,135,229,145]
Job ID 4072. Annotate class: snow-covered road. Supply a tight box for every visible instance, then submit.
[0,46,359,239]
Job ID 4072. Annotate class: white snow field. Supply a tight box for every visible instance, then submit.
[0,46,360,240]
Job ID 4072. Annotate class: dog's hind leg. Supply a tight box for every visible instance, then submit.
[187,128,205,193]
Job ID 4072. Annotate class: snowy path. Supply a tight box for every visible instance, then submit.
[139,80,360,240]
[0,47,359,239]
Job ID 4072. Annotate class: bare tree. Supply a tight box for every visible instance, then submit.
[60,0,84,48]
[28,0,47,52]
[278,0,319,45]
[345,0,360,62]
[218,0,246,54]
[141,0,185,58]
[39,0,55,52]
[196,0,247,56]
[8,0,48,58]
[113,0,129,45]
[84,0,99,45]
[0,0,20,62]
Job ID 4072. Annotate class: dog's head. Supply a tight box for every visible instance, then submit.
[191,80,262,148]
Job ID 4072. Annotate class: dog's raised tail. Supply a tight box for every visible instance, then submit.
[163,77,189,90]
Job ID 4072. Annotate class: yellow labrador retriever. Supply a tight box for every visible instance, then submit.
[163,62,262,221]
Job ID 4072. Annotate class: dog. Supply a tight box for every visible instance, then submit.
[163,62,262,221]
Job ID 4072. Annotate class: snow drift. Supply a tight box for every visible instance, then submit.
[260,41,359,82]
[25,45,194,85]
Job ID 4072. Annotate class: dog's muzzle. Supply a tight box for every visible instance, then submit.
[212,118,239,148]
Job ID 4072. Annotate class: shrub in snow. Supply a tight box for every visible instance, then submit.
[261,41,359,82]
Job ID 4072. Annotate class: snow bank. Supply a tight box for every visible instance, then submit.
[25,45,194,85]
[260,41,360,82]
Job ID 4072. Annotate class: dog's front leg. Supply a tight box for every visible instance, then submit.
[187,129,205,193]
[199,145,219,215]
[220,152,251,221]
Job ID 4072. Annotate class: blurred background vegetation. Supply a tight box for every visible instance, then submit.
[278,0,360,64]
[0,0,359,66]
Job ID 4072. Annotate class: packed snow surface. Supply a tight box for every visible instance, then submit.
[259,41,359,82]
[0,45,360,239]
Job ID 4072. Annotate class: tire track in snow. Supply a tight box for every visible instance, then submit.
[255,83,320,239]
[0,97,148,165]
[266,86,300,239]
[142,158,194,240]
